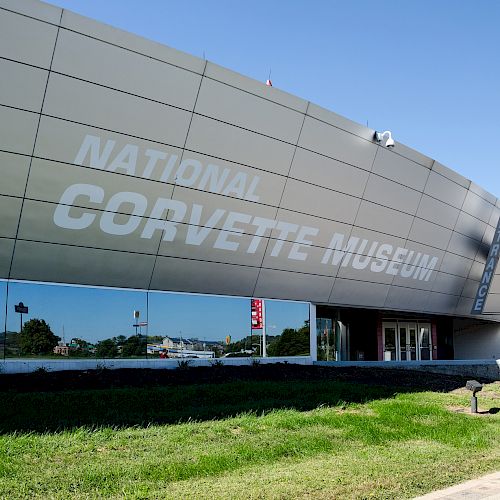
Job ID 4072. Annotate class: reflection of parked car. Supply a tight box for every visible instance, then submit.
[223,352,252,358]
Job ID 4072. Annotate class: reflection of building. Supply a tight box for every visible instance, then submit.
[53,343,70,356]
[0,0,499,364]
[53,340,96,356]
[161,337,223,352]
[161,337,193,350]
[147,337,222,358]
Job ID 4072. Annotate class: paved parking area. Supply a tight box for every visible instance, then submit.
[414,471,500,499]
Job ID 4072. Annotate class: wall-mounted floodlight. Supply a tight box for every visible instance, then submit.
[374,130,395,148]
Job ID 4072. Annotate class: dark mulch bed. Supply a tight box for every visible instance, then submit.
[0,364,471,393]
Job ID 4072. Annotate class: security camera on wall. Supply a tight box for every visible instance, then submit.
[385,136,395,148]
[374,130,395,148]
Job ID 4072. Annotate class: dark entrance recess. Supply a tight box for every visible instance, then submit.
[435,316,454,360]
[316,306,455,362]
[316,306,379,361]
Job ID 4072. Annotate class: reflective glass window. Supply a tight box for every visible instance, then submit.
[6,281,147,359]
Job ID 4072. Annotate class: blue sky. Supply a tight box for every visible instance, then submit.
[3,1,499,343]
[47,0,500,195]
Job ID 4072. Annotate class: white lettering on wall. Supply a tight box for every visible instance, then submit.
[73,134,261,202]
[140,198,187,241]
[186,204,226,246]
[289,226,319,261]
[52,133,443,285]
[106,144,138,175]
[247,217,277,254]
[100,192,147,236]
[74,135,115,169]
[53,183,104,230]
[321,234,359,266]
[270,222,299,258]
[214,212,252,251]
[175,159,203,187]
[53,183,439,282]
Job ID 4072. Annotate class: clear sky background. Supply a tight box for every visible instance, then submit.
[3,0,499,343]
[47,0,500,194]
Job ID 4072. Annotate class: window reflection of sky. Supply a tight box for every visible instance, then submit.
[1,280,308,344]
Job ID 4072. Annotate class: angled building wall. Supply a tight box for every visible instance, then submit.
[1,0,500,326]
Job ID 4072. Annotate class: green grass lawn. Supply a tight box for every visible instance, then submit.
[0,376,498,499]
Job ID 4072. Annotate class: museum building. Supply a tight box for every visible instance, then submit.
[1,0,500,364]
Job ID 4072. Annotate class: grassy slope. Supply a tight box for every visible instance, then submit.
[0,380,498,499]
[0,380,399,432]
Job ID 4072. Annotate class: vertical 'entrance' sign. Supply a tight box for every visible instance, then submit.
[471,217,500,314]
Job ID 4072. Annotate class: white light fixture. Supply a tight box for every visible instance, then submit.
[374,130,395,148]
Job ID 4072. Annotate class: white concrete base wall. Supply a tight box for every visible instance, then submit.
[316,359,500,381]
[2,357,498,380]
[454,319,500,360]
[0,356,312,374]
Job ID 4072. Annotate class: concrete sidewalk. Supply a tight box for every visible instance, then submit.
[414,471,500,499]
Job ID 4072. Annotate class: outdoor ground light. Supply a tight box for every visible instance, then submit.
[465,379,483,413]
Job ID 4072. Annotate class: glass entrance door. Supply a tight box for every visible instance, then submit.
[408,323,418,360]
[383,321,432,361]
[398,323,418,360]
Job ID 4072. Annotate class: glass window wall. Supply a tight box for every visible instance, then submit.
[148,293,310,359]
[5,281,147,359]
[1,281,311,362]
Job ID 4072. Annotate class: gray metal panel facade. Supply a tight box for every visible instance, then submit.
[1,0,499,321]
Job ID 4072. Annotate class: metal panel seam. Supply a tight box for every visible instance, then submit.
[382,159,434,311]
[146,59,208,292]
[327,145,380,303]
[7,7,63,280]
[251,102,310,298]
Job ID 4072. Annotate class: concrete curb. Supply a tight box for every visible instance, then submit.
[413,471,500,499]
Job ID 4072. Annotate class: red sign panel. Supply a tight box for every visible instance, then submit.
[251,299,264,330]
